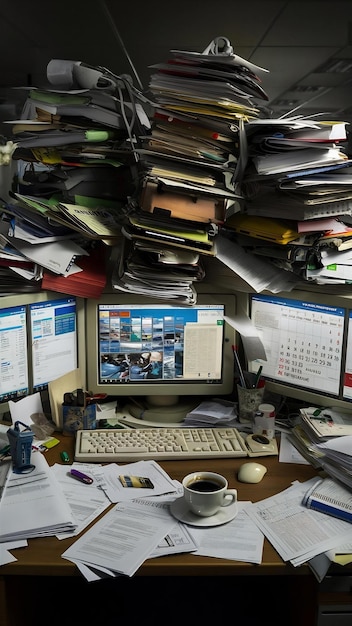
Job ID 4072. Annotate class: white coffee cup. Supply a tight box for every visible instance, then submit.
[182,471,237,517]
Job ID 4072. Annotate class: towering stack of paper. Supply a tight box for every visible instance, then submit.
[118,38,270,296]
[111,237,205,304]
[287,406,352,486]
[139,38,269,208]
[231,117,352,285]
[0,60,151,296]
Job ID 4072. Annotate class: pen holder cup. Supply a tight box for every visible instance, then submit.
[236,384,265,424]
[62,403,97,435]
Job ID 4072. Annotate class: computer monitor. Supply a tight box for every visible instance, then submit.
[29,296,79,392]
[343,310,352,401]
[0,302,29,403]
[85,293,237,409]
[247,290,352,412]
[0,291,86,420]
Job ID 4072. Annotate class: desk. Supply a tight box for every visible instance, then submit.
[0,434,349,626]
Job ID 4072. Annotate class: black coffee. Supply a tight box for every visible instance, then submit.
[187,479,222,492]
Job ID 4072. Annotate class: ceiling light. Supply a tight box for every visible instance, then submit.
[318,59,352,73]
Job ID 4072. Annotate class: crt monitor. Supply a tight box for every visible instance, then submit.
[247,290,352,412]
[85,293,237,408]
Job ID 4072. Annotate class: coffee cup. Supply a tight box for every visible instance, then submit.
[182,471,237,517]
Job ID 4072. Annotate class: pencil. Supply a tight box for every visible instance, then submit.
[254,365,263,388]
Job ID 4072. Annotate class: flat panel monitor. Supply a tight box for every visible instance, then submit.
[247,291,352,411]
[85,293,237,405]
[0,303,29,402]
[343,310,352,400]
[29,296,78,392]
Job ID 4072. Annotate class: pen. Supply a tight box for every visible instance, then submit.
[232,345,247,388]
[69,468,94,484]
[254,366,263,388]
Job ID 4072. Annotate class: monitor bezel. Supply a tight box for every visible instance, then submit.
[85,292,237,399]
[247,290,352,412]
[0,291,86,417]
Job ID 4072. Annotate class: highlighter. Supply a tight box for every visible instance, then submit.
[69,468,94,484]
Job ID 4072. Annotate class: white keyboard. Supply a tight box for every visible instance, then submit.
[74,427,248,462]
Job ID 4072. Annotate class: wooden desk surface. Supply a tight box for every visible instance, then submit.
[1,431,324,578]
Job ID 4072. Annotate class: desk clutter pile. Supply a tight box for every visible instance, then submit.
[2,428,352,583]
[288,405,352,489]
[1,36,352,300]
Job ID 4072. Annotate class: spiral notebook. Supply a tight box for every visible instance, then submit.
[302,477,352,524]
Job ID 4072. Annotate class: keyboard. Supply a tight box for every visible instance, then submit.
[74,427,248,462]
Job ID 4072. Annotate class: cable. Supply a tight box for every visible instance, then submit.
[100,0,144,92]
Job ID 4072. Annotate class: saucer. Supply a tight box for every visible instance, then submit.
[170,497,238,527]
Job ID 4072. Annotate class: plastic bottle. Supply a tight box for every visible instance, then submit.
[254,403,276,439]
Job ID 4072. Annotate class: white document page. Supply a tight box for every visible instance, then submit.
[215,234,299,294]
[187,502,264,564]
[246,478,352,567]
[0,450,76,541]
[51,463,111,538]
[68,519,197,582]
[0,545,17,566]
[8,392,44,428]
[95,459,178,503]
[317,435,352,457]
[224,313,267,361]
[145,493,198,558]
[8,238,88,275]
[62,498,177,577]
[279,432,310,465]
[0,540,28,566]
[150,522,198,558]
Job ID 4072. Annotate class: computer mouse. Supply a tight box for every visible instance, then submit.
[237,462,267,484]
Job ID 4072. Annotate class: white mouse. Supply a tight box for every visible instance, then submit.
[237,462,267,484]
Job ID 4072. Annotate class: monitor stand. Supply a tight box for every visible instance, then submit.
[122,395,199,427]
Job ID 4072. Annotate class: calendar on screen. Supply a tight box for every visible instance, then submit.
[248,294,345,397]
[343,311,352,400]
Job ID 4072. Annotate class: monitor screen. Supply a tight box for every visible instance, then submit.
[85,293,237,403]
[0,303,29,402]
[29,296,78,392]
[343,310,352,401]
[247,291,352,410]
